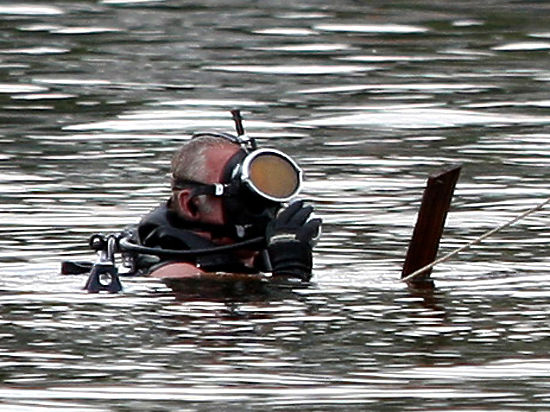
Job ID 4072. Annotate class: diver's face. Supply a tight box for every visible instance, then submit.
[178,141,280,247]
[196,143,242,228]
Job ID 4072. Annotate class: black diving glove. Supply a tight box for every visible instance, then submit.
[266,200,322,281]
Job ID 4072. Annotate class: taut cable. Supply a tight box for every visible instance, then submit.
[402,196,550,283]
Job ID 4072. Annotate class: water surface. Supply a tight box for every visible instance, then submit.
[2,0,550,410]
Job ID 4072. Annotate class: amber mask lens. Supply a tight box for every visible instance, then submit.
[248,154,300,199]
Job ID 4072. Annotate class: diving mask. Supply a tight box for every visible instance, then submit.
[175,130,303,204]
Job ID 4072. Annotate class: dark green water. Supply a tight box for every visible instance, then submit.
[2,1,550,410]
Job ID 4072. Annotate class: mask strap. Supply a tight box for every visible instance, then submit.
[171,150,245,198]
[221,149,247,183]
[191,131,256,153]
[172,180,239,198]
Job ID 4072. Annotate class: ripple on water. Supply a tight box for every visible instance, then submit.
[0,84,48,93]
[253,28,318,36]
[314,24,430,34]
[252,43,353,53]
[0,47,68,55]
[50,27,122,35]
[381,358,550,381]
[295,83,498,94]
[156,98,266,107]
[300,107,550,129]
[0,5,64,15]
[492,41,550,51]
[203,64,375,75]
[0,385,518,406]
[11,93,76,100]
[100,0,168,4]
[63,109,297,132]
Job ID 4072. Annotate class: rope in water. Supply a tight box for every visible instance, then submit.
[402,196,550,283]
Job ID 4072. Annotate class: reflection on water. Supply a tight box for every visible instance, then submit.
[2,0,550,410]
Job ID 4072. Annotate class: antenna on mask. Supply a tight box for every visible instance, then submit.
[231,109,257,151]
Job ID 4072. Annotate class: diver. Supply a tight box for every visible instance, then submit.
[123,115,322,281]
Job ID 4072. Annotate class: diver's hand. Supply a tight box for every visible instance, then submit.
[266,200,322,280]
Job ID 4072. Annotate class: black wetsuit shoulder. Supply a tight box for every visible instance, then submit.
[133,202,259,275]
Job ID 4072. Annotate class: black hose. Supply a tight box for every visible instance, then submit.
[118,235,265,258]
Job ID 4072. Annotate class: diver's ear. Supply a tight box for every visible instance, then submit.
[176,189,199,219]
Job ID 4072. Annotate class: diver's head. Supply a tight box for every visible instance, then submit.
[171,135,239,231]
[170,131,303,240]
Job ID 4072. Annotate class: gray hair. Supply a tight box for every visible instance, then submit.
[171,135,234,185]
[170,135,236,214]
